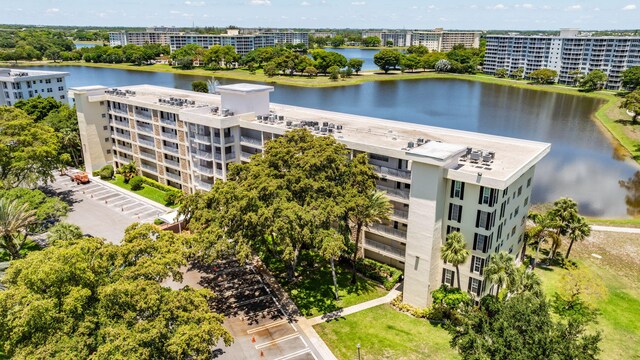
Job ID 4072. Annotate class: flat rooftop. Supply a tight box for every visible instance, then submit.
[0,68,70,79]
[81,84,550,183]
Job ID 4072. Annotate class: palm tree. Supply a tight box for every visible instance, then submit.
[349,190,391,284]
[117,162,138,183]
[60,129,81,168]
[0,198,36,259]
[509,267,542,297]
[440,232,470,289]
[317,229,346,300]
[47,222,84,244]
[565,217,591,259]
[528,211,560,269]
[484,252,516,296]
[550,198,579,236]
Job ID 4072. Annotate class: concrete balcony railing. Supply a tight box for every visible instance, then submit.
[376,184,410,200]
[192,149,213,160]
[392,208,409,219]
[225,152,236,161]
[240,136,262,146]
[137,138,155,148]
[116,144,133,153]
[241,151,257,160]
[214,169,224,177]
[371,164,411,180]
[109,107,128,116]
[363,238,405,261]
[165,172,181,181]
[139,152,156,161]
[112,120,130,129]
[195,165,214,175]
[164,158,180,168]
[367,223,407,241]
[192,133,212,143]
[135,111,152,120]
[163,146,179,154]
[137,124,153,134]
[160,118,176,126]
[113,132,131,141]
[223,135,235,144]
[194,179,213,190]
[141,163,157,173]
[162,132,178,140]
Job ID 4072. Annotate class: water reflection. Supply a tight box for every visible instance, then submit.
[619,171,640,216]
[22,65,640,217]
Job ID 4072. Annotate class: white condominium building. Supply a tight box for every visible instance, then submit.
[0,68,69,106]
[109,30,182,47]
[169,34,277,55]
[362,29,481,51]
[484,29,640,90]
[262,31,310,47]
[70,84,549,307]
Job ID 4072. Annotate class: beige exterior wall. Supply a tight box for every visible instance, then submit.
[70,87,112,174]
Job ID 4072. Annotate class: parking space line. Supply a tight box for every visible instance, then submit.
[255,333,301,349]
[247,319,290,334]
[272,348,312,360]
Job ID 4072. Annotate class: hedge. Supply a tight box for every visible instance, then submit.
[142,176,181,195]
[355,258,403,290]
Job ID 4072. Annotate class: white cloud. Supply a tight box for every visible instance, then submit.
[185,1,206,6]
[439,17,447,21]
[487,4,508,10]
[300,1,310,5]
[351,1,366,5]
[170,10,181,14]
[593,7,600,11]
[622,4,637,10]
[565,4,582,11]
[46,8,59,13]
[249,0,271,5]
[427,5,436,9]
[541,5,552,10]
[469,4,478,9]
[521,3,534,9]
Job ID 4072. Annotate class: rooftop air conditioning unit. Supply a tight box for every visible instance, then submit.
[407,141,415,148]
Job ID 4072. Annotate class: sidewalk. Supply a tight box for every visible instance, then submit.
[308,284,402,326]
[89,175,172,213]
[591,225,640,234]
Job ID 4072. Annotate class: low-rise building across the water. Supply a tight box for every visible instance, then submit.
[71,83,549,308]
[0,68,69,106]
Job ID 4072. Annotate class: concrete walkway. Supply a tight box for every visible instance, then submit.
[308,285,402,326]
[592,225,640,234]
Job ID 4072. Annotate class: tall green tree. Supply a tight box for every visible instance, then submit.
[578,70,608,91]
[192,80,209,93]
[0,107,61,189]
[440,232,470,289]
[0,198,36,259]
[0,187,69,233]
[14,95,63,122]
[621,66,640,90]
[47,222,83,244]
[117,162,138,183]
[564,217,591,259]
[317,229,346,300]
[620,90,640,123]
[0,224,233,358]
[484,252,516,296]
[362,36,381,47]
[373,49,402,73]
[527,211,560,268]
[347,58,364,74]
[528,68,558,84]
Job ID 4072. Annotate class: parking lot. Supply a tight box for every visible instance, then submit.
[200,259,320,360]
[50,174,170,243]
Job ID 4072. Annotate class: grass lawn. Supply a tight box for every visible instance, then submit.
[314,304,459,360]
[535,230,640,359]
[108,175,168,206]
[265,254,387,318]
[585,217,640,228]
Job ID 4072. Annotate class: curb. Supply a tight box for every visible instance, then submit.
[88,176,172,214]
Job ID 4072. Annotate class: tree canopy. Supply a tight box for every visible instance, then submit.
[620,90,640,123]
[373,49,402,73]
[0,107,61,189]
[578,70,608,92]
[621,66,640,90]
[528,68,558,84]
[0,223,233,359]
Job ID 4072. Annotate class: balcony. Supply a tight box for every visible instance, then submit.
[116,144,133,153]
[162,132,178,140]
[160,118,176,126]
[139,151,156,161]
[112,132,130,141]
[392,208,409,219]
[165,172,181,181]
[138,138,155,148]
[141,163,157,173]
[163,146,179,154]
[223,135,235,144]
[363,238,405,261]
[214,168,224,177]
[109,107,128,116]
[240,136,262,147]
[376,184,410,201]
[164,158,180,168]
[192,133,212,144]
[371,164,411,180]
[194,179,213,190]
[137,124,153,134]
[135,111,152,120]
[367,223,407,241]
[193,149,214,160]
[225,152,236,161]
[195,165,214,175]
[112,120,130,129]
[241,151,257,160]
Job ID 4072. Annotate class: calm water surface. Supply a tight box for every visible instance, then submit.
[26,65,639,217]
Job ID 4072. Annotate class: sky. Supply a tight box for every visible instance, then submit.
[0,0,638,30]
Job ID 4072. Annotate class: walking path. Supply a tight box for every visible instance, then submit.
[591,225,640,234]
[308,285,402,326]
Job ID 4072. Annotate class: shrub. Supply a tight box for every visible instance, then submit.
[99,165,114,180]
[142,177,180,193]
[328,66,340,81]
[129,176,144,191]
[92,170,100,177]
[355,258,403,290]
[163,191,179,206]
[153,218,165,225]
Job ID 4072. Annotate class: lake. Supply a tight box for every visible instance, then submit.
[318,48,379,71]
[23,65,640,218]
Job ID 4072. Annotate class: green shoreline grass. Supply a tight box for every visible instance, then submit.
[4,59,638,169]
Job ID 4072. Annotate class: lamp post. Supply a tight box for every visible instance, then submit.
[356,343,361,360]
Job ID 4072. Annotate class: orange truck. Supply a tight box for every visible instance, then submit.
[69,171,90,185]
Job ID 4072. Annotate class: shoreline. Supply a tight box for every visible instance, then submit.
[3,60,638,180]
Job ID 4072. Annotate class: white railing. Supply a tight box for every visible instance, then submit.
[363,238,405,260]
[214,169,224,177]
[195,165,214,175]
[240,136,262,146]
[162,132,177,140]
[225,152,236,161]
[141,163,157,172]
[137,138,155,148]
[139,152,156,161]
[160,118,176,126]
[164,158,180,168]
[113,132,130,140]
[193,149,213,160]
[137,124,153,134]
[392,208,409,219]
[371,164,411,179]
[376,184,410,200]
[224,135,235,144]
[135,111,151,120]
[116,144,133,153]
[194,179,213,190]
[165,172,181,181]
[110,107,128,116]
[241,151,256,160]
[164,146,179,154]
[368,223,407,240]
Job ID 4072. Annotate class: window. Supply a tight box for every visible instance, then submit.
[527,177,532,188]
[47,88,53,93]
[369,153,389,162]
[57,77,63,83]
[518,186,523,196]
[524,197,529,206]
[105,138,110,142]
[103,125,108,130]
[58,86,64,91]
[446,225,460,235]
[500,201,506,218]
[514,206,519,217]
[100,101,105,106]
[442,268,455,286]
[101,113,106,118]
[451,180,464,199]
[481,187,491,204]
[106,149,111,154]
[470,256,485,274]
[59,95,65,100]
[468,277,482,296]
[473,234,490,252]
[448,204,462,223]
[511,226,516,236]
[476,210,495,230]
[45,79,51,84]
[497,224,503,241]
